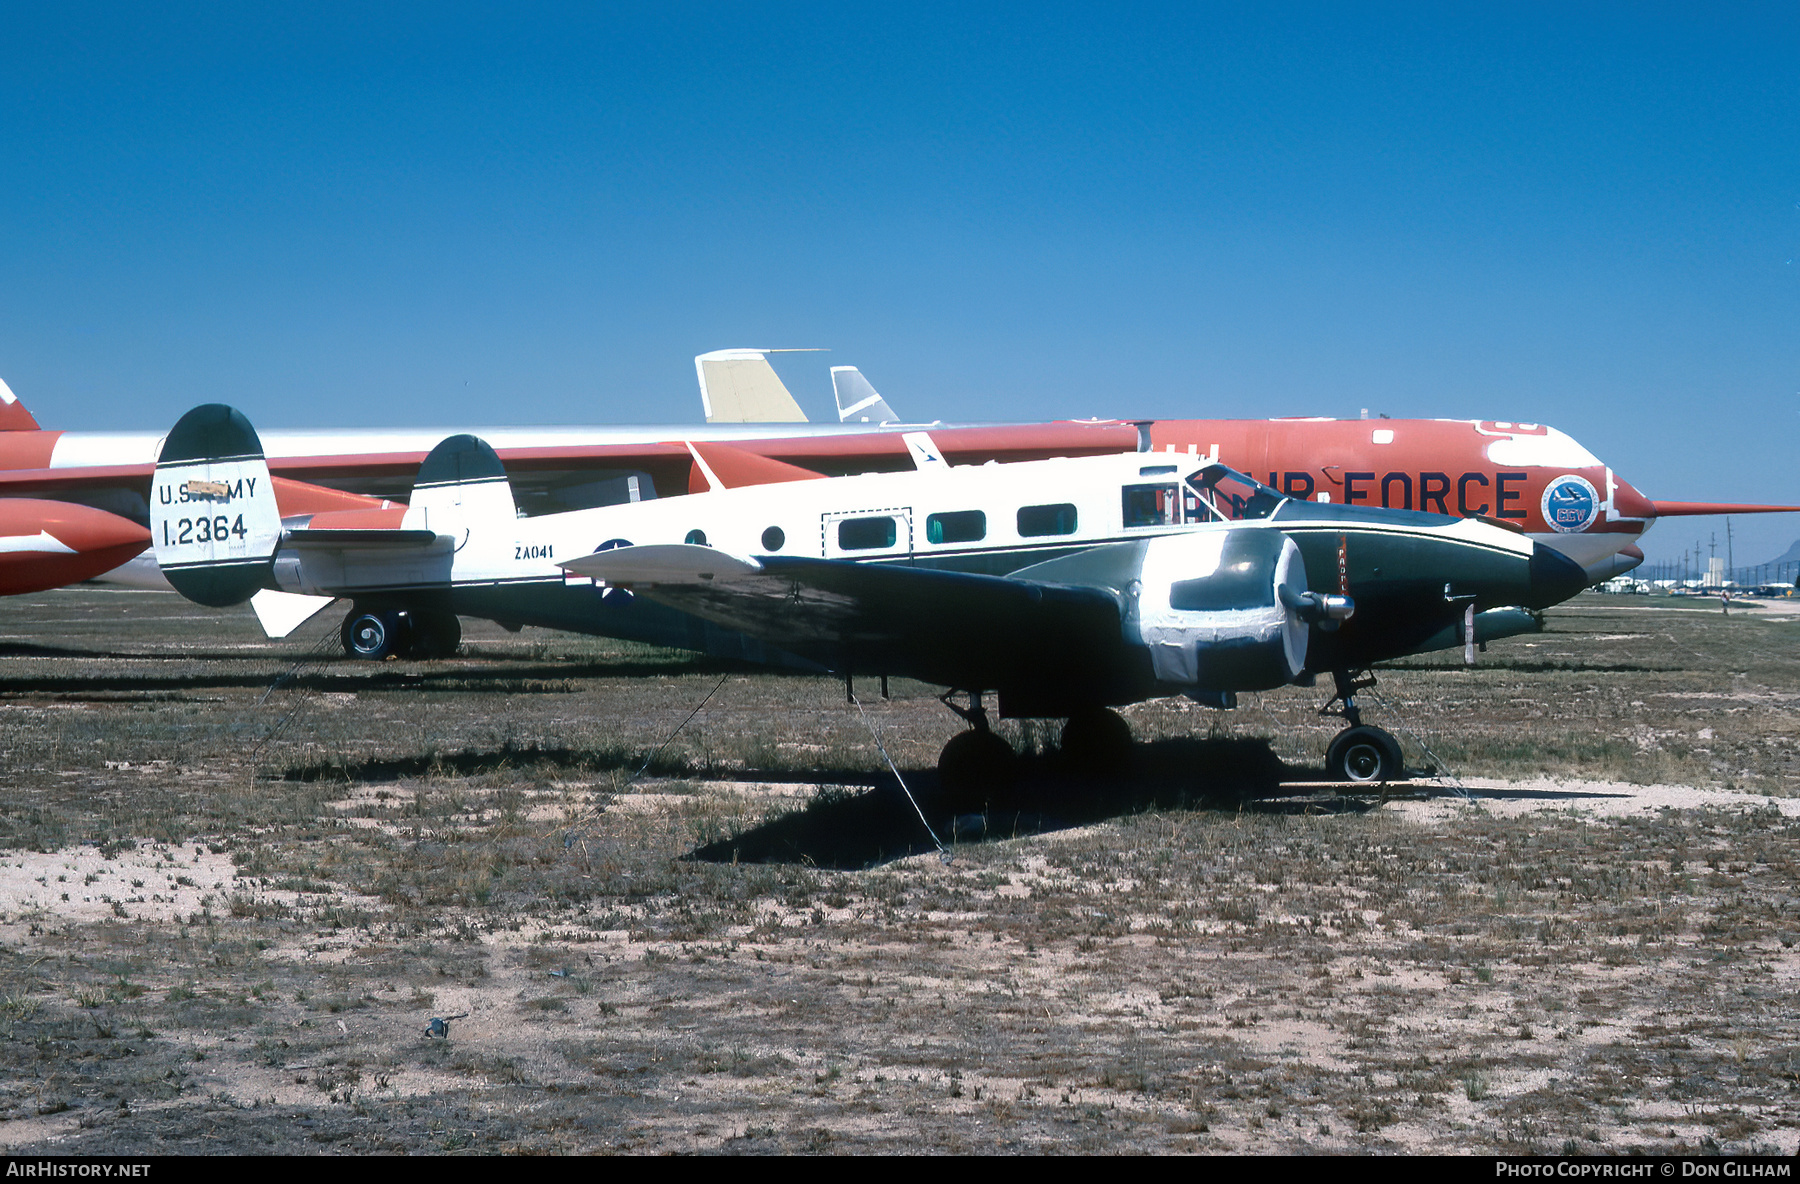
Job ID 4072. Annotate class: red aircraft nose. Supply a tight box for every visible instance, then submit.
[0,500,151,596]
[1608,472,1659,521]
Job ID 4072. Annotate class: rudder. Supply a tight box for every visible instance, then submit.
[151,404,281,606]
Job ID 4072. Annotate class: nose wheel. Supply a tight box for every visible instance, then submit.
[1320,668,1408,784]
[1326,725,1404,784]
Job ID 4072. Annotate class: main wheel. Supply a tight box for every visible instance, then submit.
[1326,725,1405,784]
[342,609,405,660]
[402,610,462,660]
[936,729,1017,811]
[1060,707,1134,778]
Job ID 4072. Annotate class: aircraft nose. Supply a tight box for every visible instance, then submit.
[1525,540,1591,608]
[1609,472,1658,520]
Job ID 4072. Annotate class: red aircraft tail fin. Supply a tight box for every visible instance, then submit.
[0,377,41,432]
[680,441,828,494]
[1652,501,1800,517]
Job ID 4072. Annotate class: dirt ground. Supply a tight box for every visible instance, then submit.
[0,587,1796,1154]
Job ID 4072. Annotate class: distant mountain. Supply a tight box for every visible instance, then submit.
[1760,538,1800,568]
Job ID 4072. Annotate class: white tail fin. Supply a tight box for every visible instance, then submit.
[151,404,282,606]
[402,434,516,531]
[902,431,946,469]
[694,349,808,423]
[831,366,899,424]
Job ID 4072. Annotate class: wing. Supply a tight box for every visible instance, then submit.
[562,543,1149,703]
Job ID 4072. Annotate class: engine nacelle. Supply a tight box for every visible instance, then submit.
[1129,528,1310,692]
[0,500,151,596]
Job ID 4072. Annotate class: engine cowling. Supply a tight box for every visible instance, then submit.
[1129,527,1311,691]
[0,500,151,596]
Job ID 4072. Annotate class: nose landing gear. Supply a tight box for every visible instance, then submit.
[1321,668,1406,784]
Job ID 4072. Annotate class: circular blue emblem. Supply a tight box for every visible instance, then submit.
[1540,475,1599,533]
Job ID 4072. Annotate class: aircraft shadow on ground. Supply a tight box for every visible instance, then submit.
[0,657,772,698]
[686,737,1384,870]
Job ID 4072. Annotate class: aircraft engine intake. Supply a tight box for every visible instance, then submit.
[1131,528,1312,692]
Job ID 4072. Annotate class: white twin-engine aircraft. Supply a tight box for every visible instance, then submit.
[151,404,1589,788]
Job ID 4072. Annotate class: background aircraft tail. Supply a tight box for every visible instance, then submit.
[151,404,282,606]
[0,376,41,431]
[694,349,809,423]
[831,366,899,424]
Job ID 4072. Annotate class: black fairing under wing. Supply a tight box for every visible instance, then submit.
[562,545,1159,711]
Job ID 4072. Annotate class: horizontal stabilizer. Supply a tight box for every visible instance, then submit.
[682,440,829,493]
[559,543,764,585]
[831,366,898,424]
[695,349,808,423]
[283,528,442,549]
[1652,501,1800,517]
[250,589,337,638]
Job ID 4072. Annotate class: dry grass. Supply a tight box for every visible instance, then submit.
[0,587,1794,1153]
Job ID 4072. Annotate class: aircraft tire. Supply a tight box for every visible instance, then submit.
[1060,707,1133,778]
[342,609,406,661]
[1326,726,1405,784]
[403,610,462,660]
[936,729,1017,812]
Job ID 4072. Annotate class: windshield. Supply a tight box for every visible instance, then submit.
[1185,464,1287,523]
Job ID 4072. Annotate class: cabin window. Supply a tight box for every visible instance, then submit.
[925,510,986,544]
[1017,503,1078,537]
[837,516,898,551]
[761,526,785,552]
[1121,483,1181,528]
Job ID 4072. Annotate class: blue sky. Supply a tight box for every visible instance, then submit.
[1,3,1795,564]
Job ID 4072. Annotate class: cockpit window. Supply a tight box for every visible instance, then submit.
[1122,483,1182,528]
[1185,465,1286,523]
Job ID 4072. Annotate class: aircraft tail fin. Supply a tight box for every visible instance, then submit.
[151,404,282,606]
[403,434,516,530]
[682,441,828,494]
[0,376,41,431]
[902,431,945,469]
[831,366,898,424]
[695,349,808,423]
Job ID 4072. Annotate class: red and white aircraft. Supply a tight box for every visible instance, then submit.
[0,354,1792,610]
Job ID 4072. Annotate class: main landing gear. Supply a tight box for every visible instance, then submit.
[935,692,1017,806]
[341,606,462,661]
[933,692,1137,805]
[1320,668,1406,784]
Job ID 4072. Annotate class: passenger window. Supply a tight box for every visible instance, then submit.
[837,516,898,551]
[1121,484,1181,528]
[926,510,985,544]
[1017,503,1078,537]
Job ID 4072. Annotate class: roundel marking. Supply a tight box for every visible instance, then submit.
[1541,475,1599,533]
